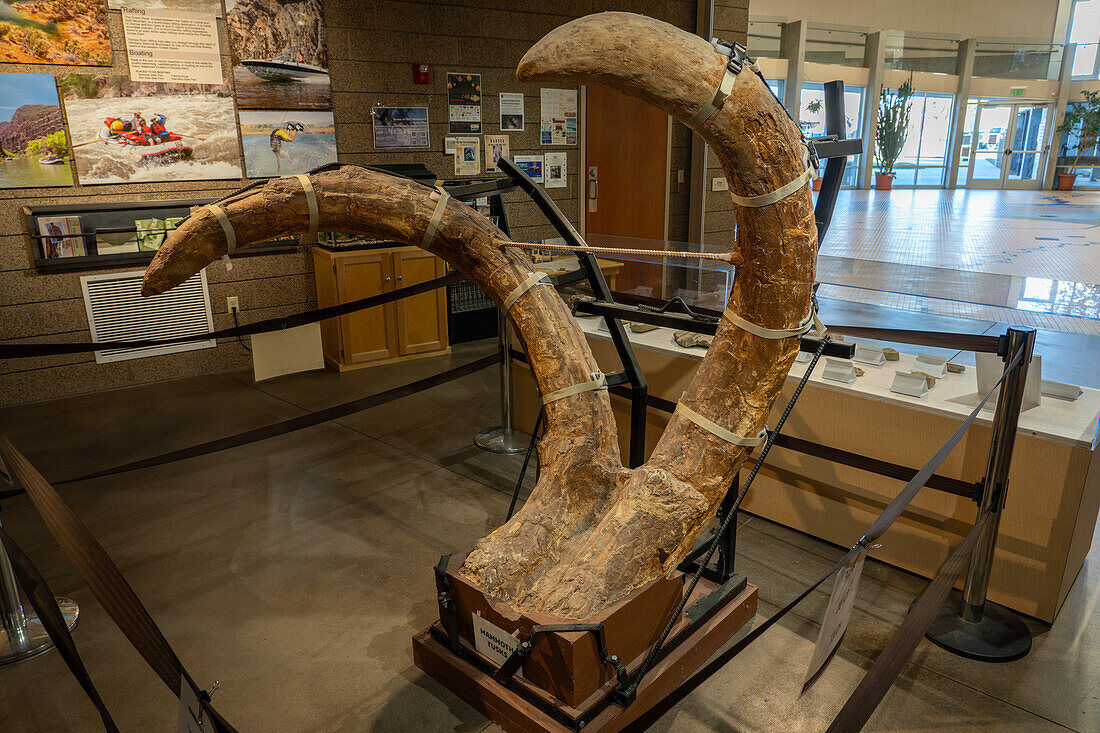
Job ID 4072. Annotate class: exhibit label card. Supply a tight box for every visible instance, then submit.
[371,107,429,149]
[448,72,482,134]
[178,676,205,733]
[499,92,524,131]
[802,549,867,693]
[455,136,480,176]
[122,8,221,85]
[472,612,521,672]
[540,88,577,145]
[545,152,567,188]
[484,134,509,171]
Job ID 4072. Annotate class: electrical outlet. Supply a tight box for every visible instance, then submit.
[677,169,685,184]
[712,177,729,191]
[226,296,239,314]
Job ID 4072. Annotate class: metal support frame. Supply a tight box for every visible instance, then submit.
[924,327,1037,662]
[0,466,79,665]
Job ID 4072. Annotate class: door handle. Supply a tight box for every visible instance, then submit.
[397,275,403,281]
[385,276,391,282]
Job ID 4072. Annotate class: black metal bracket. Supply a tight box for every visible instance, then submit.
[433,554,461,655]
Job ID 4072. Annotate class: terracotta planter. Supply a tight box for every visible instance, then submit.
[1055,172,1077,191]
[874,172,894,191]
[811,176,823,192]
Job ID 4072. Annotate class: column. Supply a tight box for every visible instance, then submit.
[781,20,806,124]
[860,31,886,189]
[688,0,716,245]
[947,38,977,190]
[1043,43,1077,190]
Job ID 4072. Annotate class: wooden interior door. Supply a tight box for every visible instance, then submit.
[335,251,396,364]
[393,249,448,355]
[585,86,669,296]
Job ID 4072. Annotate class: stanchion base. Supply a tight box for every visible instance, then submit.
[474,426,532,454]
[0,597,79,666]
[923,590,1031,662]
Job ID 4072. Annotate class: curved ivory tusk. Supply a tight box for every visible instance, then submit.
[142,167,625,597]
[483,12,817,617]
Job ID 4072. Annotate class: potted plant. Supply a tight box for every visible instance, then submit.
[804,99,824,191]
[874,79,913,191]
[1054,90,1100,191]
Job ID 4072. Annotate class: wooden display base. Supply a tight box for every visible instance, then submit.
[412,575,757,732]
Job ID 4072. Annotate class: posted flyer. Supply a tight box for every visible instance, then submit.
[514,154,544,183]
[371,107,429,149]
[448,73,482,134]
[545,152,567,187]
[500,92,524,131]
[455,136,480,175]
[541,88,577,145]
[484,134,509,171]
[121,8,222,85]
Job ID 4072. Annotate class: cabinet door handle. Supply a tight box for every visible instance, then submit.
[385,276,391,282]
[397,275,403,280]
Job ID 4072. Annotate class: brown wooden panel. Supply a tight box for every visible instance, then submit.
[585,86,670,296]
[394,249,448,355]
[335,250,395,364]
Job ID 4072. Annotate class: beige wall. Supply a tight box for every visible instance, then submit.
[1,1,746,407]
[752,0,1063,42]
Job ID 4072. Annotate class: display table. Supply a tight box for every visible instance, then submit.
[511,318,1100,622]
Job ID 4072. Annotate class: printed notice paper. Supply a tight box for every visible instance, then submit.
[448,72,482,134]
[500,92,524,131]
[540,88,577,145]
[485,134,509,171]
[514,154,544,183]
[472,613,521,674]
[455,136,480,176]
[802,550,867,693]
[122,8,221,85]
[545,152,567,188]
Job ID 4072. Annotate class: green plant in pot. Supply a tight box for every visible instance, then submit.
[1054,90,1100,192]
[874,79,913,191]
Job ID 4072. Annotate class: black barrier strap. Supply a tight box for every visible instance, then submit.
[619,345,1023,731]
[0,436,239,733]
[0,271,465,359]
[826,325,1002,354]
[826,507,992,732]
[41,353,498,486]
[0,526,120,733]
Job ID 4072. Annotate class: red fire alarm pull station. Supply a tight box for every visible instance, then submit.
[413,63,430,84]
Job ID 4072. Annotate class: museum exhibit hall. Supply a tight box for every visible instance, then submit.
[3,1,1100,731]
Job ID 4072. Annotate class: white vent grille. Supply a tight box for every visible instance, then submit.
[80,270,216,364]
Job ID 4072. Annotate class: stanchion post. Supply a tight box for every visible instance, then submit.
[475,309,532,454]
[925,326,1036,662]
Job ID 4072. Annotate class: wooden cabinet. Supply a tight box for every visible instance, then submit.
[312,246,449,371]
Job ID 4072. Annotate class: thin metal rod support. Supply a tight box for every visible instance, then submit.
[475,309,531,454]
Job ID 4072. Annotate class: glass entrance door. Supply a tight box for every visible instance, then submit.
[966,102,1049,188]
[1005,105,1048,188]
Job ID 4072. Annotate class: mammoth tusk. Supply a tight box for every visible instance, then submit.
[141,11,817,622]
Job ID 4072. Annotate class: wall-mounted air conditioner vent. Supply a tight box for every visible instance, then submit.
[80,270,216,364]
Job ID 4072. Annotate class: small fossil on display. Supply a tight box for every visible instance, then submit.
[947,362,965,373]
[673,330,714,348]
[912,371,938,388]
[629,322,659,333]
[883,348,900,361]
[854,366,865,377]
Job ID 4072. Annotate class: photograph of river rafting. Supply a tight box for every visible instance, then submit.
[0,0,110,65]
[240,110,335,178]
[58,74,242,185]
[0,72,73,188]
[226,0,331,110]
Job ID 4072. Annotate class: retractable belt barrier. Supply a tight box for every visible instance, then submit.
[0,271,466,359]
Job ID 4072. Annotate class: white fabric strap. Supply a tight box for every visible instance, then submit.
[502,271,552,312]
[676,403,767,447]
[542,371,607,406]
[722,303,824,340]
[687,63,739,130]
[293,174,319,244]
[196,203,236,254]
[729,143,817,208]
[421,188,450,247]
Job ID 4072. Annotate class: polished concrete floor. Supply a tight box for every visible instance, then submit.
[0,341,1097,732]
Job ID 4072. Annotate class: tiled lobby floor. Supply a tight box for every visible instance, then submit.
[0,342,1097,732]
[818,189,1100,337]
